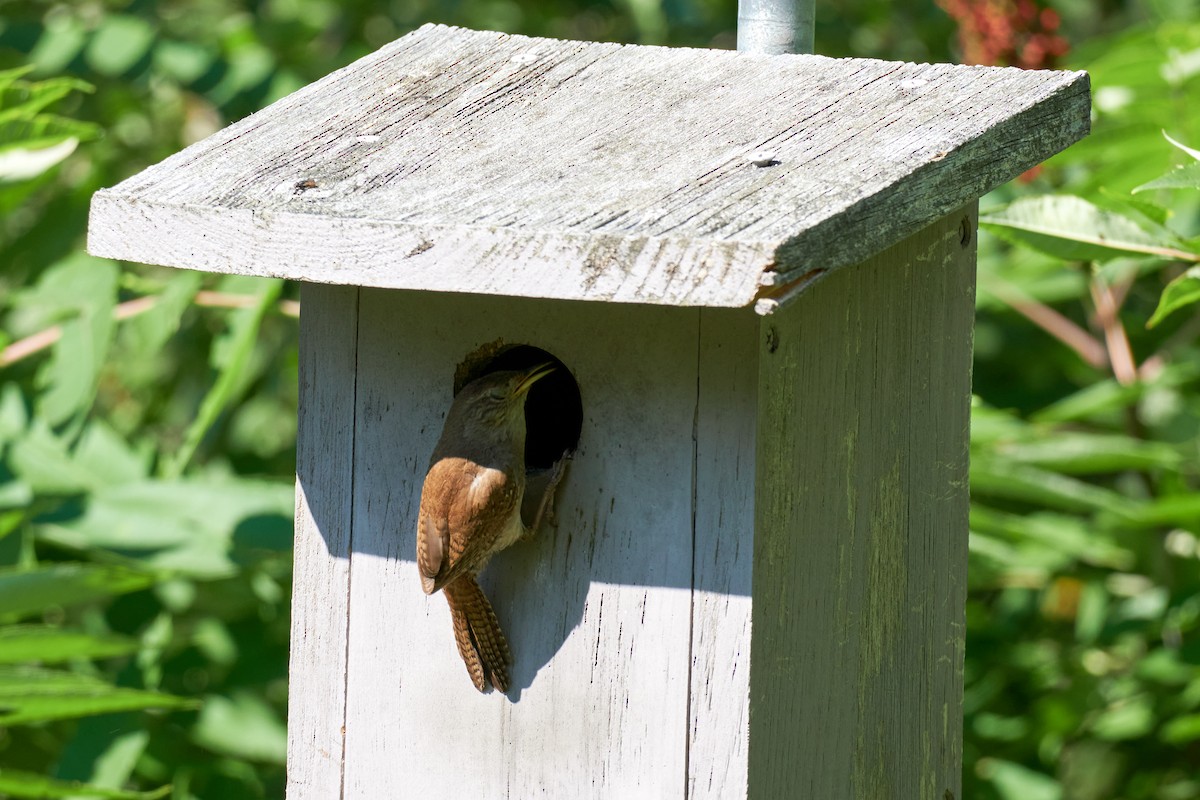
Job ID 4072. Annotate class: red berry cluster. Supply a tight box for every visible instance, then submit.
[937,0,1070,69]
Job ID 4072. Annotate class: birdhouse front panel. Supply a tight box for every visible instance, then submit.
[293,289,757,797]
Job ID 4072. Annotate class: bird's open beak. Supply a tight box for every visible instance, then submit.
[515,362,556,396]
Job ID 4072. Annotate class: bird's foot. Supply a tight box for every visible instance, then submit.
[521,450,571,540]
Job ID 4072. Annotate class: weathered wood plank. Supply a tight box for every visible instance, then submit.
[341,291,699,796]
[88,25,1087,309]
[287,284,359,799]
[751,206,975,797]
[689,308,758,799]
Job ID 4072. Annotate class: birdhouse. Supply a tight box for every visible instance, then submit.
[87,24,1089,799]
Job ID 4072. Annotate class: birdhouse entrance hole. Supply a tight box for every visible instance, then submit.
[453,342,582,472]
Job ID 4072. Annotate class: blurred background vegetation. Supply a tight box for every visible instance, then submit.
[1,0,1198,797]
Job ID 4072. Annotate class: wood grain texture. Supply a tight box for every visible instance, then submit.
[287,284,358,799]
[341,291,699,797]
[88,24,1087,309]
[689,308,758,799]
[750,206,975,798]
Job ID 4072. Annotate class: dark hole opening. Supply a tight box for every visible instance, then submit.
[454,343,583,471]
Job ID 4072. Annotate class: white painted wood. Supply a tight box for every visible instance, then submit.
[689,308,758,799]
[285,211,974,796]
[342,292,700,797]
[88,25,1088,309]
[287,284,358,799]
[750,206,975,798]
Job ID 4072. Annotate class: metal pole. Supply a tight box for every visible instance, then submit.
[737,0,814,55]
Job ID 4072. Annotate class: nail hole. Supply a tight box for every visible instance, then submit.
[765,326,780,354]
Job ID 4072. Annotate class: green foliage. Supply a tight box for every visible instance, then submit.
[1150,266,1200,328]
[0,768,171,799]
[0,14,296,792]
[968,7,1200,799]
[0,67,99,181]
[981,195,1198,263]
[1,1,1198,799]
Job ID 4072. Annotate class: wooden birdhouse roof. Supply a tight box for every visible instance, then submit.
[88,24,1088,311]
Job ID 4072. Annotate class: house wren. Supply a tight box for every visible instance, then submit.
[417,364,566,693]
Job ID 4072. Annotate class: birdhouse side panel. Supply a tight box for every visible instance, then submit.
[751,206,975,798]
[288,284,360,799]
[341,290,702,797]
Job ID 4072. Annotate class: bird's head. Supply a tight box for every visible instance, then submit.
[453,362,556,432]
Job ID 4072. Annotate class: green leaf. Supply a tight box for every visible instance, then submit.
[0,137,80,182]
[39,316,104,425]
[1137,649,1195,686]
[0,687,193,725]
[973,712,1029,741]
[0,67,35,91]
[123,272,202,358]
[1110,493,1200,528]
[1097,187,1170,226]
[35,256,119,426]
[0,626,138,664]
[1162,714,1200,745]
[85,16,156,78]
[57,725,149,800]
[0,114,100,155]
[979,758,1062,800]
[1091,696,1156,740]
[0,666,107,691]
[993,432,1182,473]
[13,252,114,322]
[0,72,99,178]
[0,383,28,442]
[1133,162,1200,192]
[981,196,1199,263]
[1148,266,1200,328]
[967,531,1043,587]
[9,422,108,494]
[0,767,170,799]
[192,692,287,764]
[36,479,294,578]
[28,16,88,75]
[0,667,196,726]
[163,279,283,478]
[208,42,276,106]
[0,76,94,121]
[1031,380,1142,424]
[0,509,26,539]
[970,506,1134,570]
[153,41,216,85]
[971,457,1137,518]
[73,422,151,485]
[1164,131,1200,161]
[1030,361,1200,424]
[0,564,156,620]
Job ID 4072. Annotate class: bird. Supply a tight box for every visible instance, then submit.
[416,363,567,693]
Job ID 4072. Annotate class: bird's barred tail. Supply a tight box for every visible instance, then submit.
[443,577,512,693]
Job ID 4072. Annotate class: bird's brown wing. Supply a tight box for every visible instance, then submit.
[417,456,519,594]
